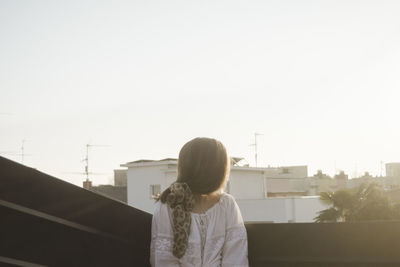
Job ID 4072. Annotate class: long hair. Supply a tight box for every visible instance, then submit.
[160,137,229,201]
[158,137,230,258]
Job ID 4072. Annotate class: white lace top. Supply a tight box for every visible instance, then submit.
[150,193,249,267]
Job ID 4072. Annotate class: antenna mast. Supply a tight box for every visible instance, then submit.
[250,133,263,167]
[82,144,109,182]
[1,140,30,164]
[84,144,89,181]
[21,140,25,164]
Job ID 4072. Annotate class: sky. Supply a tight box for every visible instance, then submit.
[1,0,400,186]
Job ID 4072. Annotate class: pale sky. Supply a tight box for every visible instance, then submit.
[1,0,400,186]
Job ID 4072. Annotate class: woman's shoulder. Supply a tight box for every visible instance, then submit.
[221,192,237,202]
[153,200,170,217]
[219,192,238,209]
[220,193,244,226]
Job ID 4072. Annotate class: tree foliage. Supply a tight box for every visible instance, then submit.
[315,183,400,223]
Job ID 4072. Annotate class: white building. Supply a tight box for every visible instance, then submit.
[121,158,327,223]
[386,163,400,178]
[238,196,325,223]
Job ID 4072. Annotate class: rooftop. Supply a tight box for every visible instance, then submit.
[122,158,307,173]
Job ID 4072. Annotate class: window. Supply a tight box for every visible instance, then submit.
[150,184,161,199]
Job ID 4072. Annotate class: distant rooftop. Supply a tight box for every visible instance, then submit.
[122,157,306,173]
[127,158,178,164]
[125,157,246,166]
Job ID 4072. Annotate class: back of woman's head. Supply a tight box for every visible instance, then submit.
[160,137,229,202]
[177,137,229,194]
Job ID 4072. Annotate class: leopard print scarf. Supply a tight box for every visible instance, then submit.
[166,182,195,258]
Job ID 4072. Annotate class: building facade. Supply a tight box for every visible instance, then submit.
[386,163,400,178]
[121,158,326,223]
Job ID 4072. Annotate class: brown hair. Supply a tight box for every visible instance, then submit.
[160,137,230,202]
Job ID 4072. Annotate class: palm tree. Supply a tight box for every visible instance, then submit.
[347,183,393,222]
[315,183,398,223]
[314,190,355,222]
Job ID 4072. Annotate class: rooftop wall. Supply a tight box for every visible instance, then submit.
[0,156,151,267]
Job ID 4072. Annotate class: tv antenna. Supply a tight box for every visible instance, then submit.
[249,133,263,167]
[82,144,109,182]
[19,139,32,164]
[0,140,31,164]
[21,139,26,164]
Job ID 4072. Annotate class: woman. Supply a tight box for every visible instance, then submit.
[150,137,249,266]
